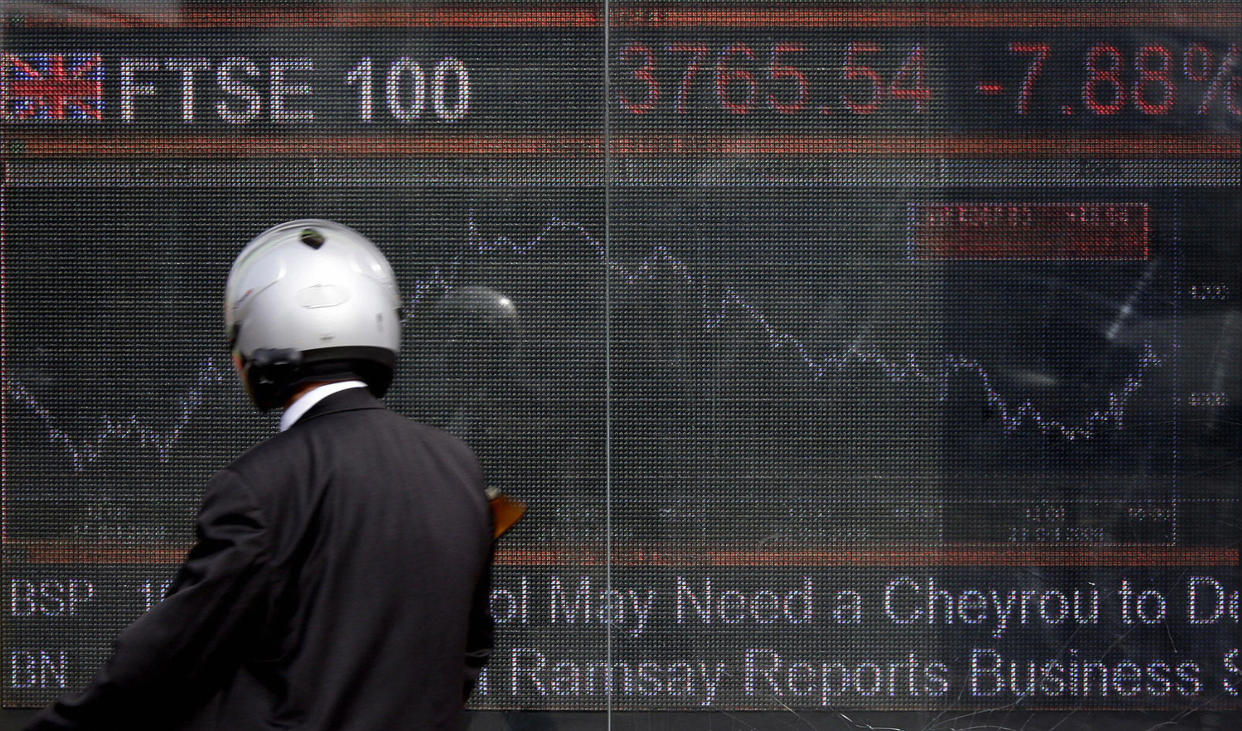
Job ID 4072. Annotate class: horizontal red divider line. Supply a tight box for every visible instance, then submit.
[495,545,1240,567]
[4,135,1237,159]
[12,3,1239,29]
[9,541,1237,566]
[607,135,1239,158]
[471,703,1242,713]
[3,134,602,158]
[612,5,1242,29]
[15,5,601,29]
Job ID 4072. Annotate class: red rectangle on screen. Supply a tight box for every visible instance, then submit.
[913,203,1150,260]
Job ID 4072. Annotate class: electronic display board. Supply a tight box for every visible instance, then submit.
[1,1,1239,726]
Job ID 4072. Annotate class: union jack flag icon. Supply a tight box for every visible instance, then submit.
[1,53,105,121]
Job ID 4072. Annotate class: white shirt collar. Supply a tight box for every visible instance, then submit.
[280,380,368,432]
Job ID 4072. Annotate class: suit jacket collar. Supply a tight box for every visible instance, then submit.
[293,387,386,426]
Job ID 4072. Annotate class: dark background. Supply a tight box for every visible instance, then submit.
[2,1,1239,727]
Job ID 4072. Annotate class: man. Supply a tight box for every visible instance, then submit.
[27,220,494,730]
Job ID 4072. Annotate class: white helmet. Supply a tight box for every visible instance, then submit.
[225,219,402,410]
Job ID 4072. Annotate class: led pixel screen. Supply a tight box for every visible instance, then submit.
[1,1,1239,723]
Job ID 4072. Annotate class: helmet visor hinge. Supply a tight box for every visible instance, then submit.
[249,348,304,386]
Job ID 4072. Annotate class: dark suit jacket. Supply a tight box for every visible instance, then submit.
[28,388,495,731]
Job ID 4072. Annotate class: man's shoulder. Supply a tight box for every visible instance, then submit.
[227,399,476,476]
[292,397,473,453]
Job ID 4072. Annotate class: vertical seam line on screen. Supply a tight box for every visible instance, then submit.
[603,0,614,725]
[1171,190,1181,544]
[0,151,7,685]
[0,152,7,554]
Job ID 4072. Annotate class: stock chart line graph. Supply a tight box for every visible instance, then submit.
[2,360,227,470]
[3,214,1164,471]
[415,214,1166,440]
